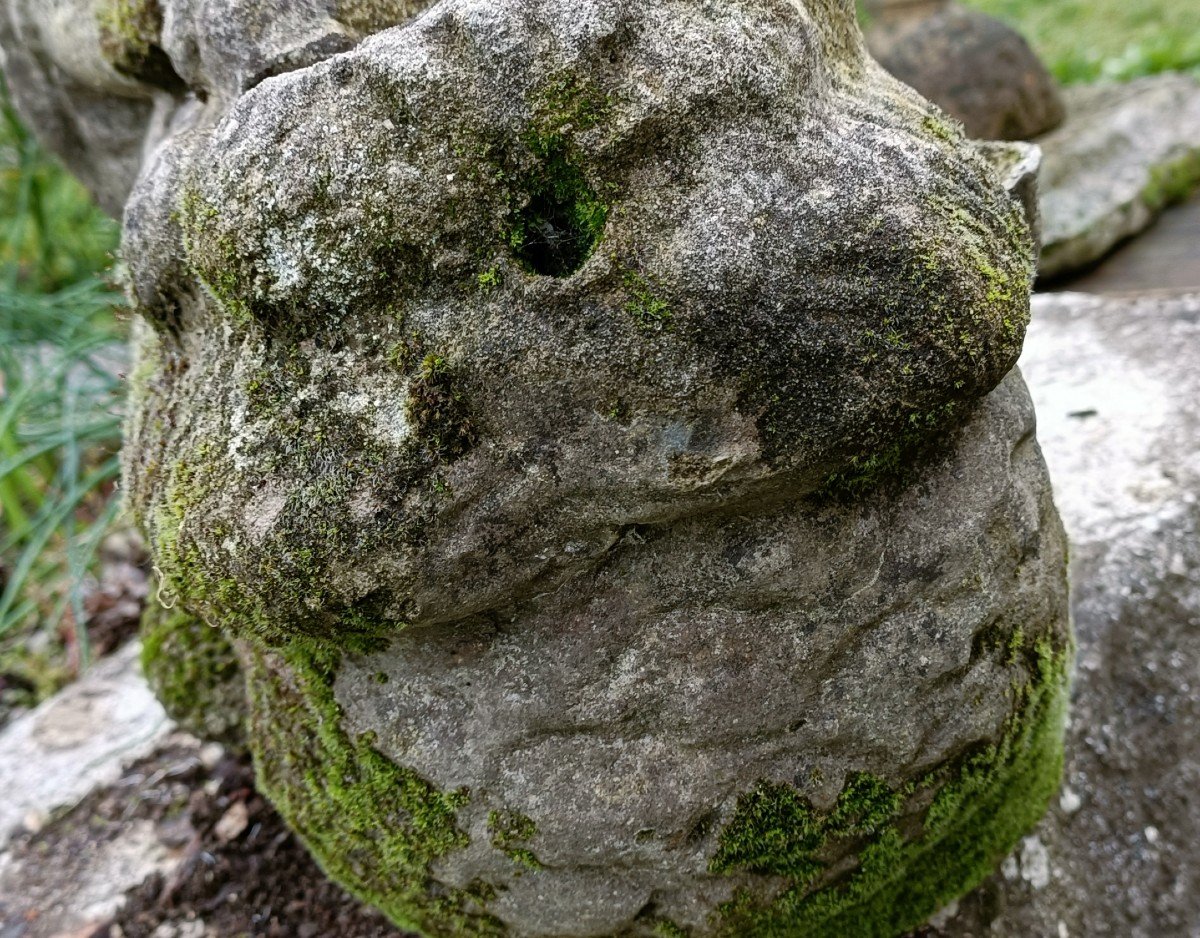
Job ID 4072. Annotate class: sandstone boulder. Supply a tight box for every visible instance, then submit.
[1038,75,1200,280]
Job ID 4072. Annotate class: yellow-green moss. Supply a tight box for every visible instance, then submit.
[334,0,432,35]
[140,596,246,748]
[505,74,612,277]
[407,353,477,461]
[488,810,543,871]
[709,640,1071,937]
[245,639,505,936]
[1142,150,1200,210]
[97,0,183,90]
[624,270,674,333]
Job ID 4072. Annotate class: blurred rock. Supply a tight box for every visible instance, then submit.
[0,642,172,846]
[1039,75,1200,280]
[865,0,1065,141]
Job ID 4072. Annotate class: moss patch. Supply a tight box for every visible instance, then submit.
[488,809,543,871]
[334,0,432,35]
[245,639,504,936]
[1143,149,1200,210]
[710,640,1071,937]
[97,0,184,91]
[506,75,611,277]
[624,270,674,333]
[817,402,964,498]
[140,596,247,748]
[406,353,477,461]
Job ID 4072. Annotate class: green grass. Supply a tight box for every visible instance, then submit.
[963,0,1200,83]
[0,78,126,693]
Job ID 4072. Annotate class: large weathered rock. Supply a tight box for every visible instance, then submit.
[933,291,1200,937]
[1039,74,1200,280]
[3,0,1071,935]
[864,0,1065,141]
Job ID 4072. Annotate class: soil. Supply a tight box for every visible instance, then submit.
[115,752,411,938]
[1,743,413,938]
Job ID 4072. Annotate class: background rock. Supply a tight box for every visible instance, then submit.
[1038,75,1200,280]
[864,0,1065,141]
[0,642,172,846]
[934,291,1200,937]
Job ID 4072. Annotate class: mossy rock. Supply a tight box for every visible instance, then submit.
[91,0,1071,934]
[140,596,247,749]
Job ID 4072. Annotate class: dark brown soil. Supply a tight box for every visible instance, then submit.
[0,742,413,938]
[111,752,411,938]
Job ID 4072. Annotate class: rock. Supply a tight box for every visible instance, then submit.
[122,0,1037,641]
[0,0,437,214]
[0,739,209,938]
[864,0,1065,141]
[1038,75,1200,280]
[0,642,173,847]
[5,0,1071,935]
[931,291,1200,937]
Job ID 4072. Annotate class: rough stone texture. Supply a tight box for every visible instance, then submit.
[0,642,172,846]
[932,291,1200,938]
[305,369,1068,937]
[0,0,436,214]
[3,0,1071,935]
[0,737,222,938]
[121,0,1037,640]
[0,0,156,214]
[1038,74,1200,281]
[864,0,1065,142]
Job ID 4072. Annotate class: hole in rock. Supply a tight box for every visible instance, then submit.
[510,150,607,278]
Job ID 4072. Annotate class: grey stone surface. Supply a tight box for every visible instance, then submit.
[120,0,1038,637]
[0,0,435,215]
[326,368,1068,936]
[1039,75,1200,281]
[0,642,172,847]
[934,291,1200,938]
[864,0,1065,141]
[0,0,156,215]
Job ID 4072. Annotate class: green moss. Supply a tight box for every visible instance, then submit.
[334,0,430,34]
[709,640,1071,937]
[140,596,247,748]
[505,75,612,277]
[818,402,961,497]
[477,267,501,292]
[177,188,253,326]
[406,353,477,461]
[624,271,674,333]
[1142,150,1200,210]
[653,920,691,938]
[921,114,961,146]
[246,639,504,935]
[488,809,543,871]
[96,0,183,90]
